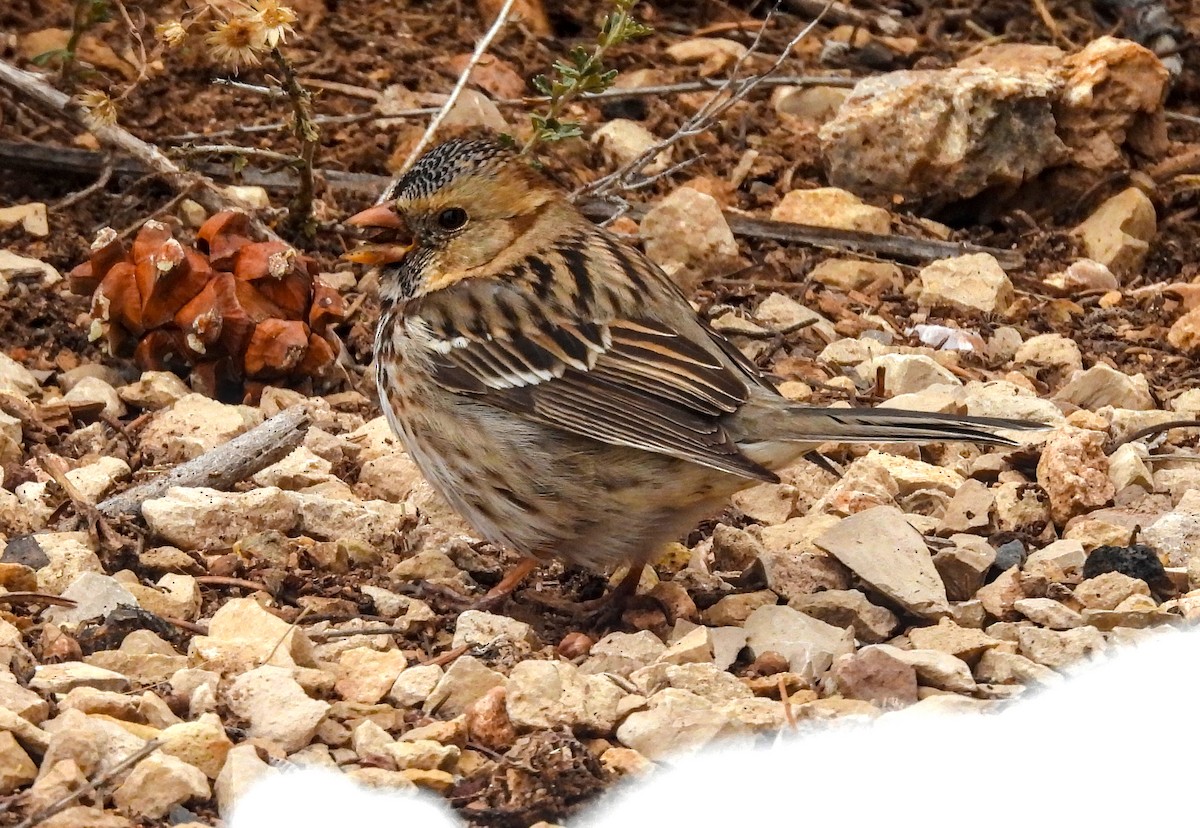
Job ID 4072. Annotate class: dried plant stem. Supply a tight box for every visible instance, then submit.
[577,3,831,199]
[0,58,284,242]
[271,46,320,237]
[401,0,517,174]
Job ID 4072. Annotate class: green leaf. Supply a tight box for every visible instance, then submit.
[30,48,72,66]
[531,74,552,96]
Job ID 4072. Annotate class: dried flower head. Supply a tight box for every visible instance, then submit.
[206,16,266,69]
[252,0,297,48]
[75,89,118,128]
[156,19,188,48]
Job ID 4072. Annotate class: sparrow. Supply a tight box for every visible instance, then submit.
[346,138,1040,611]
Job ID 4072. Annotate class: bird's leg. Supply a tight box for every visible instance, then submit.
[526,561,647,629]
[409,557,539,613]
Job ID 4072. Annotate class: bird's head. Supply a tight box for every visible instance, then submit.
[345,138,564,303]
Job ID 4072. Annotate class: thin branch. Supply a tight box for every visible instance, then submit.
[14,739,164,828]
[271,46,320,236]
[161,75,855,142]
[400,0,517,174]
[174,143,300,163]
[576,2,831,199]
[97,405,311,519]
[50,157,113,211]
[0,58,283,242]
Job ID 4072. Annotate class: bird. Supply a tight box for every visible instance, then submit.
[345,137,1041,614]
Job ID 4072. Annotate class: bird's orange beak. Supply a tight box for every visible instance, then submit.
[342,203,414,266]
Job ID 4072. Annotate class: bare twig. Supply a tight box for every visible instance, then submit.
[270,46,320,236]
[174,143,300,163]
[50,157,113,211]
[782,0,900,34]
[577,3,831,199]
[0,592,78,608]
[97,405,311,519]
[14,739,164,828]
[401,0,517,174]
[0,58,284,242]
[162,75,855,142]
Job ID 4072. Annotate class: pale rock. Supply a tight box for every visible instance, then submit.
[0,680,50,723]
[907,618,1003,664]
[350,719,394,766]
[188,597,316,674]
[699,591,778,627]
[730,481,795,524]
[138,691,181,729]
[1043,259,1119,293]
[290,492,406,548]
[601,746,654,777]
[0,705,49,754]
[1013,333,1083,382]
[1142,493,1200,568]
[452,610,539,652]
[388,739,460,773]
[215,743,277,818]
[993,482,1052,533]
[914,253,1014,314]
[1074,571,1151,610]
[40,708,144,776]
[35,807,131,828]
[1064,518,1134,549]
[1017,626,1106,670]
[859,450,965,496]
[641,187,738,294]
[771,187,891,235]
[864,644,976,693]
[145,486,298,551]
[1170,389,1200,418]
[1036,427,1113,525]
[1073,187,1157,277]
[814,505,950,618]
[754,292,837,341]
[974,649,1063,685]
[1023,538,1088,581]
[160,713,232,778]
[657,626,714,665]
[506,660,626,734]
[760,547,851,603]
[251,447,334,490]
[592,119,670,174]
[357,450,423,503]
[808,455,900,516]
[708,626,749,671]
[226,665,330,753]
[934,535,997,601]
[139,394,262,464]
[773,85,851,121]
[0,203,48,236]
[0,351,40,398]
[809,258,901,291]
[33,532,103,595]
[632,661,751,703]
[858,354,960,397]
[976,566,1024,620]
[129,573,201,621]
[615,689,741,760]
[1013,597,1084,629]
[829,647,919,706]
[962,380,1065,423]
[45,571,139,629]
[580,631,667,677]
[60,376,123,418]
[113,753,209,818]
[30,662,130,694]
[743,604,854,680]
[85,630,187,686]
[790,589,898,643]
[820,68,1064,202]
[390,549,467,584]
[1054,363,1155,410]
[665,37,747,74]
[64,456,131,502]
[335,647,408,705]
[1107,442,1154,491]
[0,730,36,794]
[118,372,191,410]
[937,480,995,535]
[221,184,270,210]
[441,88,507,131]
[423,655,504,716]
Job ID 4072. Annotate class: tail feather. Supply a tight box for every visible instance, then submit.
[773,406,1044,447]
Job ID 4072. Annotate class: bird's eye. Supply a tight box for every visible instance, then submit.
[437,207,468,231]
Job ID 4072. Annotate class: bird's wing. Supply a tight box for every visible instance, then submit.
[406,246,777,482]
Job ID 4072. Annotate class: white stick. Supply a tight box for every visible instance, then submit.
[398,0,518,176]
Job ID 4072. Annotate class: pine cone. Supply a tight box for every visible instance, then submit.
[70,212,345,399]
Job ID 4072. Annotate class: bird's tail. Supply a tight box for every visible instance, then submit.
[765,405,1044,447]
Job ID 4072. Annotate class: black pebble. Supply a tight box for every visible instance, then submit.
[1083,544,1166,585]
